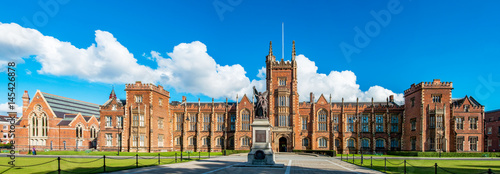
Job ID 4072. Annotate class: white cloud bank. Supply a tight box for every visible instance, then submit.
[0,22,403,103]
[0,102,22,116]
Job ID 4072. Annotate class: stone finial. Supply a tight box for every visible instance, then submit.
[292,40,296,61]
[269,41,273,55]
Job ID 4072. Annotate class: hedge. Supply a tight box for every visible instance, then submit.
[226,150,250,155]
[387,151,500,157]
[292,150,336,157]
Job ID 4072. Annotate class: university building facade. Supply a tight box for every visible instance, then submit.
[16,42,485,153]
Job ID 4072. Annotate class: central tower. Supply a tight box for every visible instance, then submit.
[266,41,299,152]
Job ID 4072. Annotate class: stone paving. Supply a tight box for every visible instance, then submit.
[106,153,382,174]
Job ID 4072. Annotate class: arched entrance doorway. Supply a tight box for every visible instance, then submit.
[279,137,287,152]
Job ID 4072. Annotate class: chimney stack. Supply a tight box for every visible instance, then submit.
[22,90,30,111]
[389,95,394,103]
[182,96,186,102]
[310,92,314,103]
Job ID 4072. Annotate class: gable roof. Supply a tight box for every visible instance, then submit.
[452,95,483,107]
[41,92,100,118]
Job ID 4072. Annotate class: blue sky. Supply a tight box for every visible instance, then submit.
[1,0,500,115]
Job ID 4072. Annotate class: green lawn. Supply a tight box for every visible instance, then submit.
[37,150,223,157]
[337,153,500,158]
[342,157,500,174]
[0,156,199,174]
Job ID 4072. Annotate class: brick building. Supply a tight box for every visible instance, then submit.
[485,110,500,152]
[16,42,485,153]
[14,90,100,151]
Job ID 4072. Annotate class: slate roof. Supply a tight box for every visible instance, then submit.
[452,96,482,107]
[57,120,73,126]
[41,92,100,118]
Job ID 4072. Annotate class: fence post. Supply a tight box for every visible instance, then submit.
[209,151,210,158]
[341,154,343,161]
[435,163,437,174]
[103,155,106,172]
[370,156,372,168]
[199,152,201,160]
[136,154,138,168]
[57,157,61,174]
[158,153,160,165]
[404,159,406,174]
[384,158,387,173]
[175,153,177,163]
[181,152,183,162]
[488,168,493,174]
[361,154,363,165]
[353,154,354,163]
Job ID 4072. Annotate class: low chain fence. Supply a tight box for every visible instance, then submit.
[0,152,208,174]
[339,153,496,174]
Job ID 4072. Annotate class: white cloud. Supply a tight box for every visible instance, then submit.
[0,22,158,83]
[296,54,404,104]
[0,102,22,117]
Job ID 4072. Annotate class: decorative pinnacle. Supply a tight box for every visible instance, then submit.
[292,40,296,60]
[269,41,273,55]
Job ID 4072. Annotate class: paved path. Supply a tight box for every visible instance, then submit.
[106,153,382,174]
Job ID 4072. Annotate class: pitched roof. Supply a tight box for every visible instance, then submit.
[452,96,483,107]
[57,120,73,126]
[41,92,100,118]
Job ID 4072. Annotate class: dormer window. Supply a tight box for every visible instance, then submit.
[278,77,286,86]
[432,95,441,103]
[112,104,117,110]
[464,105,470,112]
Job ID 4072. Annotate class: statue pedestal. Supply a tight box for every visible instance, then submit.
[235,119,284,168]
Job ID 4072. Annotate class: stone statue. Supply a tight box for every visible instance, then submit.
[253,86,268,119]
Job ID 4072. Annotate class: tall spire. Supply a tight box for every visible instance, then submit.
[292,40,296,61]
[109,86,116,99]
[269,41,273,55]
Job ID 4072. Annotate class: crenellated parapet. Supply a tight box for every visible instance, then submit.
[125,81,170,97]
[404,79,452,96]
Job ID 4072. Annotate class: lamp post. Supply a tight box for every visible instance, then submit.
[223,125,227,156]
[116,123,123,156]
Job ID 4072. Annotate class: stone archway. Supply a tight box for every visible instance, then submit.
[279,137,287,152]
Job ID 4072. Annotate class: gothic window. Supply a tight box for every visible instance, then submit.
[135,95,142,103]
[376,114,384,132]
[361,138,369,148]
[279,77,286,86]
[106,116,112,127]
[230,114,236,131]
[429,115,435,129]
[411,118,416,131]
[391,115,399,132]
[348,138,355,148]
[217,113,224,131]
[456,117,464,130]
[391,138,399,148]
[117,116,123,128]
[318,137,327,148]
[333,114,339,132]
[133,135,138,146]
[432,95,442,103]
[318,110,327,131]
[436,116,443,130]
[140,134,145,147]
[279,114,289,127]
[106,133,112,146]
[139,114,145,127]
[241,111,250,131]
[411,137,416,151]
[361,114,369,132]
[376,139,385,148]
[302,138,309,147]
[469,117,478,130]
[278,96,289,107]
[189,113,196,131]
[203,113,210,131]
[464,105,469,112]
[241,137,250,146]
[469,136,478,151]
[302,116,307,130]
[158,118,163,129]
[176,114,183,131]
[133,115,139,127]
[347,115,354,132]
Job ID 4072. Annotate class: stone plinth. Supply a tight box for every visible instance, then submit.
[236,119,284,168]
